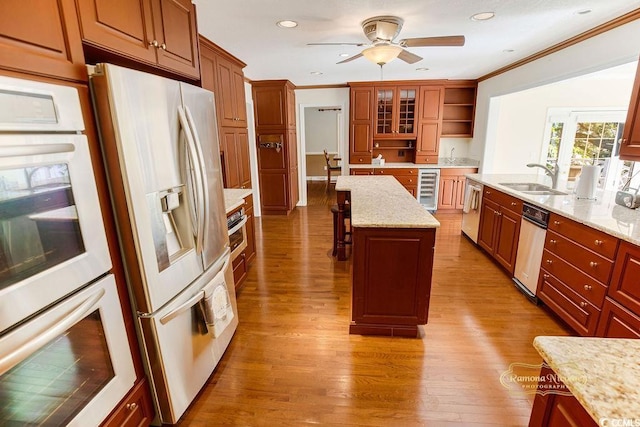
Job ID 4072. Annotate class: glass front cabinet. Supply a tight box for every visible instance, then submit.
[374,86,418,138]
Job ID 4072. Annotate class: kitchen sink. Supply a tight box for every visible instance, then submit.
[499,182,568,196]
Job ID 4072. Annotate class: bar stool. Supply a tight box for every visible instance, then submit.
[331,204,351,257]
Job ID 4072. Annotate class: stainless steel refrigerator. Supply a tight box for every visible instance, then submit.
[89,63,238,424]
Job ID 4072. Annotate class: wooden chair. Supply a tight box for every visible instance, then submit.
[323,149,341,191]
[331,203,351,257]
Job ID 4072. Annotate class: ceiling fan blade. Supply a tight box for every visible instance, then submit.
[307,42,367,46]
[337,53,363,64]
[397,49,423,64]
[400,35,465,47]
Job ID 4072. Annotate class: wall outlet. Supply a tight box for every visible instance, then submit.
[324,166,327,170]
[398,150,405,156]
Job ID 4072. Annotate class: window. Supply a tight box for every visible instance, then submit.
[543,109,636,191]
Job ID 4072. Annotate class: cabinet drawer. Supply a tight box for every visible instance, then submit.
[538,271,600,336]
[374,168,418,176]
[482,188,522,213]
[541,249,607,307]
[394,175,418,187]
[545,230,614,285]
[596,297,640,338]
[350,155,372,164]
[102,379,154,427]
[548,213,619,259]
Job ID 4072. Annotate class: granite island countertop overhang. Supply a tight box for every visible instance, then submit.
[468,174,640,247]
[335,175,440,229]
[534,336,640,423]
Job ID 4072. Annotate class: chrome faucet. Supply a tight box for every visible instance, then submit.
[527,163,560,189]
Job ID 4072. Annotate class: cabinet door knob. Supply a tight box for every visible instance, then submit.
[160,43,167,50]
[149,40,159,48]
[126,402,138,411]
[486,190,491,195]
[511,202,517,206]
[589,261,598,268]
[553,220,561,226]
[549,239,557,244]
[584,284,592,291]
[543,273,550,279]
[546,259,553,265]
[594,239,603,246]
[359,159,363,162]
[579,301,588,308]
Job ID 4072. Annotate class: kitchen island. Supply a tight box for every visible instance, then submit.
[529,336,640,426]
[335,175,440,337]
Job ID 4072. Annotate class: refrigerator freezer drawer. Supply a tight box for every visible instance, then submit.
[138,251,238,424]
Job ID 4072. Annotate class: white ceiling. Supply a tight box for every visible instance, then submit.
[193,1,639,86]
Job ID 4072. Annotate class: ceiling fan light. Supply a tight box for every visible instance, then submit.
[362,45,403,65]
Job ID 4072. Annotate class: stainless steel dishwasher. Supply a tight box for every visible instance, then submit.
[513,203,549,303]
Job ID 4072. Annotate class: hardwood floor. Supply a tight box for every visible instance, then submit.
[177,181,569,426]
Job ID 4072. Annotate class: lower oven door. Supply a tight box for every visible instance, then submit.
[0,274,136,426]
[138,249,238,424]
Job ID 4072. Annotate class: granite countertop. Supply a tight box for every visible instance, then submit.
[223,188,252,214]
[349,157,480,169]
[469,174,640,246]
[534,336,640,422]
[335,175,440,228]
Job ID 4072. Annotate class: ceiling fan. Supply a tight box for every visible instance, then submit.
[308,16,465,65]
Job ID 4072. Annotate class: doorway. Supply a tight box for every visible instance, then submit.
[297,104,345,206]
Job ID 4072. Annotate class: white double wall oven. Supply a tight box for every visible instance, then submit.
[0,76,135,425]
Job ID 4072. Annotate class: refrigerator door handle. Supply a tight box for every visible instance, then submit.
[158,250,231,325]
[177,105,205,254]
[184,105,210,238]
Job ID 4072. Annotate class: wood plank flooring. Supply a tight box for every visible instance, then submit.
[177,181,570,426]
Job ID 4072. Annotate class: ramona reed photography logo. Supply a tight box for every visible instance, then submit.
[499,362,588,396]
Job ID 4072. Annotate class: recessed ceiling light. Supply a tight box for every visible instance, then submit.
[310,71,323,75]
[339,53,350,57]
[576,9,592,15]
[276,20,298,28]
[503,49,515,53]
[471,12,495,21]
[416,67,429,71]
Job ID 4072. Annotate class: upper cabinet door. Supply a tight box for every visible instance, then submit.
[215,56,247,128]
[151,0,199,79]
[373,86,418,138]
[620,58,640,161]
[76,0,156,63]
[0,0,86,81]
[76,0,199,79]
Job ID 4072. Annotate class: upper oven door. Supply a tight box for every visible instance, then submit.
[0,135,111,333]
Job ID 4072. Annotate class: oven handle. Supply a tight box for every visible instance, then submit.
[228,215,247,236]
[158,252,231,325]
[0,143,74,158]
[0,288,105,376]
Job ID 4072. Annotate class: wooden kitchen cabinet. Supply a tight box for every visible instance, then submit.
[528,365,597,427]
[351,226,435,337]
[213,53,248,128]
[437,168,477,211]
[415,86,443,164]
[619,55,640,161]
[0,0,87,81]
[607,240,640,315]
[253,80,298,214]
[373,85,418,138]
[220,127,251,189]
[596,297,640,338]
[102,378,154,427]
[441,83,477,137]
[349,86,374,164]
[374,168,418,196]
[477,188,522,274]
[538,213,620,336]
[200,36,251,190]
[243,195,256,265]
[76,0,200,79]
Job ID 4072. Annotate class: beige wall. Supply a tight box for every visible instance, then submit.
[306,154,327,178]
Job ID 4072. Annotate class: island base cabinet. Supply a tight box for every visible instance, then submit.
[529,365,597,427]
[350,227,435,337]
